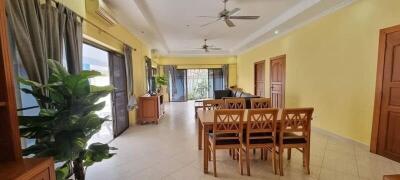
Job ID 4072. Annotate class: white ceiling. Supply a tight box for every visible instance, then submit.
[104,0,354,56]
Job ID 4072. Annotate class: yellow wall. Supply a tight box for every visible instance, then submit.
[237,0,400,145]
[63,0,151,125]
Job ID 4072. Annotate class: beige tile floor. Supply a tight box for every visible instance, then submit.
[86,101,400,180]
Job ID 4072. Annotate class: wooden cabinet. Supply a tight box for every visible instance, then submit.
[138,94,164,124]
[0,158,56,180]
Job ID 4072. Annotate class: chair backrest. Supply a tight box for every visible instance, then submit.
[225,98,246,109]
[203,99,224,110]
[280,108,314,138]
[213,109,245,135]
[250,98,271,109]
[246,108,278,144]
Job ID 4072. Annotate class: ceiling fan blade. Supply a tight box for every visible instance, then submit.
[197,16,218,19]
[225,19,235,27]
[200,18,221,27]
[229,16,260,20]
[228,8,241,16]
[209,48,222,50]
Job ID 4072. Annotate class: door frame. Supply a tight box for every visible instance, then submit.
[270,55,286,108]
[370,24,400,153]
[254,60,265,96]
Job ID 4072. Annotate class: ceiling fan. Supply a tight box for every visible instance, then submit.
[199,0,260,28]
[196,39,222,52]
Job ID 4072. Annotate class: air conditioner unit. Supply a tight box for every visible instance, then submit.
[86,0,118,26]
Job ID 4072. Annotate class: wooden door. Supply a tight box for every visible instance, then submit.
[254,61,265,97]
[270,55,286,108]
[109,53,129,137]
[371,25,400,162]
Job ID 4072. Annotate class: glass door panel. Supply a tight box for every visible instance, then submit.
[82,44,113,144]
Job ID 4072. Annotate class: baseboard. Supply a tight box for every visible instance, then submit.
[311,126,369,149]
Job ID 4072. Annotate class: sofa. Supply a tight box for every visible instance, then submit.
[214,88,260,108]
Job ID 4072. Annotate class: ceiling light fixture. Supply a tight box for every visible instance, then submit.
[274,30,279,34]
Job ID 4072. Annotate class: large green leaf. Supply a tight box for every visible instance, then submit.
[54,131,87,161]
[79,70,101,79]
[48,59,69,79]
[19,116,52,126]
[90,85,114,93]
[64,75,91,97]
[83,143,116,167]
[56,162,71,180]
[18,77,43,88]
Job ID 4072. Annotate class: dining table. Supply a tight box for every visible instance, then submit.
[196,108,312,173]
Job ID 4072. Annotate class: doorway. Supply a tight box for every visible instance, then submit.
[254,60,265,97]
[169,68,225,101]
[270,55,286,108]
[82,43,129,143]
[371,24,400,162]
[187,69,208,100]
[82,44,113,144]
[170,69,187,102]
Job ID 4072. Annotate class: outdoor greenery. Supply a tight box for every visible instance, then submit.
[18,59,116,180]
[188,78,208,100]
[187,69,209,100]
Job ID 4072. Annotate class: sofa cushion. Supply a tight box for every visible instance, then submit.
[214,90,231,99]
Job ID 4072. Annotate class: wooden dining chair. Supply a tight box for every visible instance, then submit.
[208,109,245,177]
[250,98,271,109]
[243,108,279,176]
[203,99,225,110]
[225,98,246,109]
[277,108,314,176]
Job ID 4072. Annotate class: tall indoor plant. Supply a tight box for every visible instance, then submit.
[155,75,167,93]
[19,60,116,180]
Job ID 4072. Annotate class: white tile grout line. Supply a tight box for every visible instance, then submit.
[317,135,328,180]
[354,146,362,180]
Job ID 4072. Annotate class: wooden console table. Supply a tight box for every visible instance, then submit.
[138,94,164,124]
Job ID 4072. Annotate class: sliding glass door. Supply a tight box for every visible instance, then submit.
[208,68,224,98]
[169,68,226,101]
[82,44,114,144]
[187,69,209,100]
[170,69,187,102]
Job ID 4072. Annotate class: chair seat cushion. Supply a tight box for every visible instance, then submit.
[282,138,307,144]
[209,133,240,145]
[277,133,307,144]
[243,132,274,144]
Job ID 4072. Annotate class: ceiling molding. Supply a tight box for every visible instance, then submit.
[161,54,236,58]
[133,0,170,53]
[237,0,356,55]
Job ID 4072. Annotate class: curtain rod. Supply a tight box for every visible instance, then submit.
[50,0,129,47]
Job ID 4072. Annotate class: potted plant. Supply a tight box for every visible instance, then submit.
[154,75,167,93]
[18,60,116,180]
